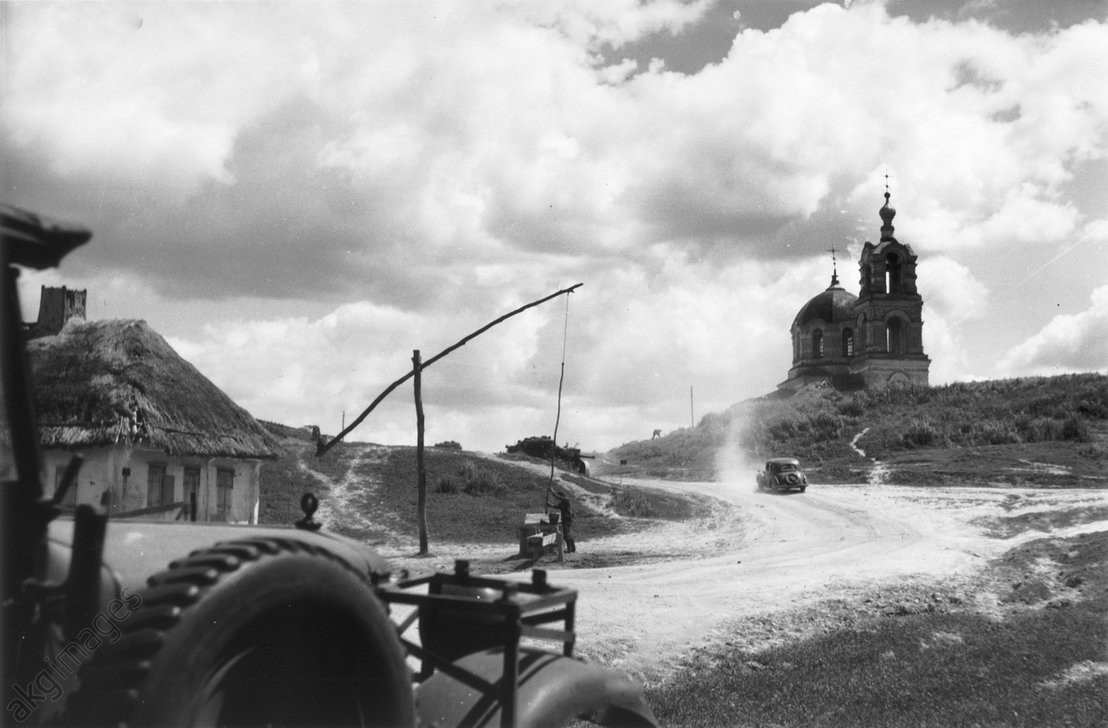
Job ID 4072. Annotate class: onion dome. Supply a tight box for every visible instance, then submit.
[879,191,896,241]
[793,278,858,328]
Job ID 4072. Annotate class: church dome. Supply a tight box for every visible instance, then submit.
[793,280,858,328]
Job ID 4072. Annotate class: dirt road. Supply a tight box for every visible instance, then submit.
[378,465,1108,684]
[518,478,1108,681]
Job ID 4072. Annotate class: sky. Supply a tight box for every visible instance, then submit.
[3,0,1107,453]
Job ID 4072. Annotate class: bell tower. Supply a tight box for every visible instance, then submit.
[850,190,930,387]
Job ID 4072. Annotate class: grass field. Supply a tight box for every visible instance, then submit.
[648,530,1108,728]
[259,438,703,545]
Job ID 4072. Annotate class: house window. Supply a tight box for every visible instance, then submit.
[147,463,174,507]
[812,330,824,359]
[216,468,234,521]
[843,328,854,357]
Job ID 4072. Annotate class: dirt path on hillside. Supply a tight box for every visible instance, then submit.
[379,469,1108,686]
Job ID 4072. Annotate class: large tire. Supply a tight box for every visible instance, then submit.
[67,538,415,728]
[416,647,657,727]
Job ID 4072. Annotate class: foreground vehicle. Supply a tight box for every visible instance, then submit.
[756,457,808,493]
[1,203,656,727]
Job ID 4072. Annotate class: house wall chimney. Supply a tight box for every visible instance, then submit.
[34,286,86,337]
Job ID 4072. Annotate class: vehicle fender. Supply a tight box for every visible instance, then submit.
[415,647,657,727]
[47,518,395,598]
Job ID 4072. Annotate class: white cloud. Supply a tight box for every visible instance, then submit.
[5,1,1108,451]
[916,256,990,383]
[917,256,990,325]
[998,284,1108,376]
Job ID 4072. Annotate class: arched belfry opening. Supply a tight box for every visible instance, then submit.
[886,316,905,355]
[778,186,929,392]
[886,252,903,293]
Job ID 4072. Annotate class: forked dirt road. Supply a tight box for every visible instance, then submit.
[549,477,1108,682]
[379,465,1108,685]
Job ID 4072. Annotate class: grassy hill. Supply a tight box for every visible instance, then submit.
[611,373,1108,486]
[256,434,706,540]
[256,373,1106,533]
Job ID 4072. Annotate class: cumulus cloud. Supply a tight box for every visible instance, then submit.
[914,256,990,382]
[999,285,1108,376]
[4,1,1107,450]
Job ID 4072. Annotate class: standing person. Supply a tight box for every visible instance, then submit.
[548,490,576,553]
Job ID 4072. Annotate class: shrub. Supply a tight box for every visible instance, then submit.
[968,420,1021,446]
[837,397,864,417]
[435,476,460,494]
[434,440,463,450]
[811,412,844,441]
[1061,416,1090,442]
[431,460,503,495]
[1078,444,1105,460]
[1019,416,1062,442]
[460,460,503,495]
[611,489,654,518]
[767,416,802,441]
[1077,397,1107,418]
[902,419,939,448]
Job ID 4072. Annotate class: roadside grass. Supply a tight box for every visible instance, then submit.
[562,472,708,520]
[361,446,562,545]
[369,448,713,545]
[648,530,1108,728]
[974,504,1108,538]
[258,436,357,524]
[270,445,698,546]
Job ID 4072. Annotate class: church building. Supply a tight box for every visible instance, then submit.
[778,191,930,392]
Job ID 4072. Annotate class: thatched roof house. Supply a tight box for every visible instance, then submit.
[26,319,278,459]
[4,316,280,523]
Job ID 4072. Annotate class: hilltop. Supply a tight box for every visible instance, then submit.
[609,373,1108,487]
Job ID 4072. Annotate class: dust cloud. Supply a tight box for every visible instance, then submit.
[713,411,758,499]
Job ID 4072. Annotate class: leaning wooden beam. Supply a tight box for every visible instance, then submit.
[316,282,583,456]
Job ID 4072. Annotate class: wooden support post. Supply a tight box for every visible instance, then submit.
[414,350,429,555]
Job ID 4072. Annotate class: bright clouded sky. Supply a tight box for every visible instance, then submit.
[3,0,1107,452]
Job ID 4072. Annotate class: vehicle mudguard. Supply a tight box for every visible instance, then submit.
[415,647,657,728]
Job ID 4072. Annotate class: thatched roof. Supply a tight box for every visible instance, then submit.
[21,319,280,459]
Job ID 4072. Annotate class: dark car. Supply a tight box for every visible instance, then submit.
[756,457,809,493]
